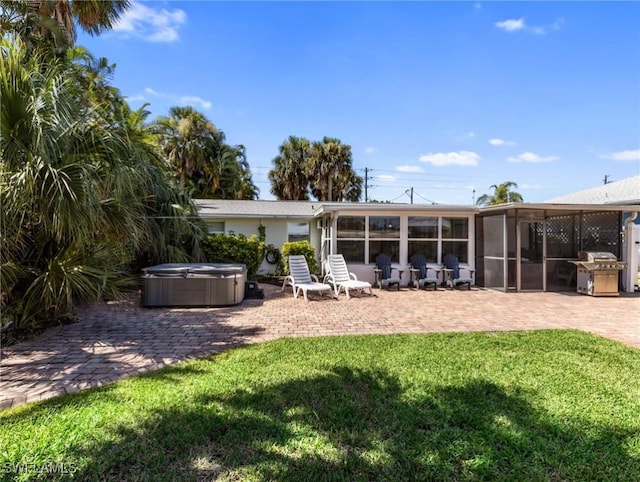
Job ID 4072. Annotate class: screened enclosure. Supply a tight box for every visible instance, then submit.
[476,207,623,292]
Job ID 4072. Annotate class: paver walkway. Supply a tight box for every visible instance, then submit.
[1,284,639,410]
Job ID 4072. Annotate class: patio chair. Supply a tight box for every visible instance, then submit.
[374,253,401,290]
[325,254,373,299]
[410,254,438,290]
[282,255,334,302]
[442,253,474,290]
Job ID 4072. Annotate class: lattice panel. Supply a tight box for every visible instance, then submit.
[546,215,578,258]
[581,212,620,255]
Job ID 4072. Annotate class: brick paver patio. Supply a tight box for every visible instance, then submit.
[1,284,638,410]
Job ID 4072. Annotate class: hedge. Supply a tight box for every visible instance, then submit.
[202,233,265,277]
[280,241,319,275]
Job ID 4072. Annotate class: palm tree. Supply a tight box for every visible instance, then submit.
[476,181,523,206]
[214,145,259,200]
[1,38,203,333]
[268,136,311,200]
[154,106,219,194]
[66,46,121,115]
[308,137,362,202]
[0,0,130,49]
[194,141,258,200]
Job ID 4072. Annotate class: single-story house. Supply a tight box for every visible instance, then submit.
[195,181,640,293]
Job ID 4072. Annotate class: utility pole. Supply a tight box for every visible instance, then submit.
[405,188,413,204]
[603,174,610,185]
[364,167,369,202]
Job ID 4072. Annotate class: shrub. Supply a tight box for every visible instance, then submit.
[202,234,265,277]
[280,241,319,275]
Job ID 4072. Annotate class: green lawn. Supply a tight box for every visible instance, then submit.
[1,330,639,481]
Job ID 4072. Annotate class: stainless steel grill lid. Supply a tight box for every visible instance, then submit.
[572,252,626,271]
[578,251,618,262]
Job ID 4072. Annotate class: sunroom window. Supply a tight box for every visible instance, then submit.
[337,216,365,263]
[408,216,438,263]
[368,216,400,263]
[442,217,469,263]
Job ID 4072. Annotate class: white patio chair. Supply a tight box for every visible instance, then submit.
[325,254,373,299]
[282,255,334,302]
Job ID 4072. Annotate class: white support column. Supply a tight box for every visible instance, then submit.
[623,212,639,292]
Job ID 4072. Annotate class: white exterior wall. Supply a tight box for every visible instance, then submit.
[210,217,321,275]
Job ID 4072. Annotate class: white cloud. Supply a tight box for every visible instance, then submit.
[419,151,480,167]
[129,88,212,111]
[377,175,397,182]
[489,138,516,146]
[495,18,525,32]
[507,151,559,163]
[113,2,187,43]
[551,17,565,31]
[453,130,477,142]
[180,96,212,110]
[495,16,564,35]
[599,149,640,162]
[364,147,377,154]
[396,165,424,173]
[125,94,145,102]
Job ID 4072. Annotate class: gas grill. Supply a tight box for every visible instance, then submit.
[571,251,627,296]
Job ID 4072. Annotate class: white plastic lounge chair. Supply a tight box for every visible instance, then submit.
[325,254,373,299]
[282,255,333,302]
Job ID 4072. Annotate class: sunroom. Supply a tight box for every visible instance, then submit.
[313,203,478,286]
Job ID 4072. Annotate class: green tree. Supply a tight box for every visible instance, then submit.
[195,138,258,200]
[268,136,362,202]
[0,0,130,50]
[0,38,203,335]
[155,109,259,200]
[476,181,523,206]
[268,135,311,200]
[308,137,362,202]
[154,106,220,194]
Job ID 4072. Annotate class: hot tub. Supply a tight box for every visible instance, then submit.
[142,263,247,307]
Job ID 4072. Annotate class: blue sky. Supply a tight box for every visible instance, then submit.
[78,1,640,204]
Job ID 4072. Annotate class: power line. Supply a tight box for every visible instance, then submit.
[413,191,438,204]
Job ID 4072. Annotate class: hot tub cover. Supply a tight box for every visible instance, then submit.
[144,263,247,276]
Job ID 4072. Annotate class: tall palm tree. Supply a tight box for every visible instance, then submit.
[154,106,219,194]
[213,144,259,200]
[268,136,311,200]
[0,0,130,49]
[308,137,362,202]
[476,181,523,206]
[194,141,258,200]
[65,46,121,116]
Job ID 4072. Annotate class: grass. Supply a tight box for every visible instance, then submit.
[1,330,639,481]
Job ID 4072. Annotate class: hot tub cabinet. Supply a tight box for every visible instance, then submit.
[142,263,247,307]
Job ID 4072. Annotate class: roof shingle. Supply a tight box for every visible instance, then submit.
[545,176,640,205]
